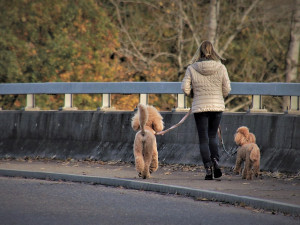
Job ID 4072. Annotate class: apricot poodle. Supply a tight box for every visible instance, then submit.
[131,104,164,179]
[233,126,260,180]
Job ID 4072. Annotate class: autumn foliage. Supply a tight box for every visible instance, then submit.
[0,0,297,111]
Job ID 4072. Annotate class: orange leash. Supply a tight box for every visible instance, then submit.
[155,109,192,136]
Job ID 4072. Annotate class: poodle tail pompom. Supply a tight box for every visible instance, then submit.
[138,103,148,135]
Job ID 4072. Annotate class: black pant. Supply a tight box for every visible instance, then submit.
[194,111,222,167]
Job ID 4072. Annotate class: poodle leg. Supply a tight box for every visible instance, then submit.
[141,139,153,179]
[150,140,158,174]
[142,159,151,179]
[242,165,247,179]
[234,159,242,175]
[242,157,248,179]
[245,158,253,180]
[133,137,144,176]
[252,160,260,178]
[233,153,242,175]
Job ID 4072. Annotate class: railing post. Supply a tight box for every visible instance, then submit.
[287,96,300,114]
[139,94,148,105]
[249,95,267,113]
[175,94,189,111]
[25,94,40,111]
[62,94,77,110]
[102,93,111,108]
[98,93,115,111]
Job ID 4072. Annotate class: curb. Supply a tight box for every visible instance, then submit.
[1,169,299,217]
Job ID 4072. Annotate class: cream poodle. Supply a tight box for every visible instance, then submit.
[233,126,260,180]
[131,104,164,179]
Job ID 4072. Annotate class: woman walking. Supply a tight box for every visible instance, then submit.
[181,41,231,180]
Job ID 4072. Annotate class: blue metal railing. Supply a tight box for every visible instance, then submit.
[0,82,299,112]
[0,82,300,95]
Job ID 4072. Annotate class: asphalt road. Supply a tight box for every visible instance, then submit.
[0,177,298,225]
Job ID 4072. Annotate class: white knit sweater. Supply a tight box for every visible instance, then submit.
[181,60,231,113]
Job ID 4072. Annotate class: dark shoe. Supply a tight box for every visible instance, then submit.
[213,158,222,178]
[205,167,213,180]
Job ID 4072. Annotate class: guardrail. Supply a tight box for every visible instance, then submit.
[0,82,299,113]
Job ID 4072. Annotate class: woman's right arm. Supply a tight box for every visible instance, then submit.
[181,67,192,96]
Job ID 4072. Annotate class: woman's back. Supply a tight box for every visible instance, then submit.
[181,60,231,113]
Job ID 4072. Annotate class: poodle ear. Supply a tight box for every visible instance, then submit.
[131,112,140,131]
[249,133,256,143]
[146,105,164,132]
[235,126,249,146]
[234,132,244,146]
[153,118,164,132]
[234,132,240,145]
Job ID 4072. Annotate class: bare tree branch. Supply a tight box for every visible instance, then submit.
[109,0,147,63]
[176,0,184,74]
[283,0,300,108]
[285,0,300,82]
[219,0,260,56]
[149,52,178,64]
[118,48,140,70]
[207,0,219,46]
[180,6,200,46]
[120,0,159,10]
[224,95,236,105]
[228,99,252,112]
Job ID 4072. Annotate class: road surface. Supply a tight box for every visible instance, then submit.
[0,177,298,225]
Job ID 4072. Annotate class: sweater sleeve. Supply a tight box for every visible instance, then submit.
[181,67,192,96]
[222,65,231,97]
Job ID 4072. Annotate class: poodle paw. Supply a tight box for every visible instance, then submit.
[150,167,156,174]
[142,174,150,179]
[141,171,151,179]
[246,174,253,180]
[233,167,241,175]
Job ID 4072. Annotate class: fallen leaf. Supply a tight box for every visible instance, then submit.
[195,197,209,201]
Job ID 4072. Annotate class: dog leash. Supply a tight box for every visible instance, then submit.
[218,125,238,156]
[155,109,238,156]
[155,108,192,136]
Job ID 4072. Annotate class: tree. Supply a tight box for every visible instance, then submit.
[104,0,294,111]
[0,0,126,110]
[217,0,294,112]
[206,0,219,47]
[286,0,300,83]
[283,0,300,110]
[1,0,296,111]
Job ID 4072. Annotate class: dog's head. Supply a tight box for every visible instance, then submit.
[234,126,256,146]
[131,104,164,132]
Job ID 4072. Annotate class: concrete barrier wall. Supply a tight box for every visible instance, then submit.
[0,111,299,173]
